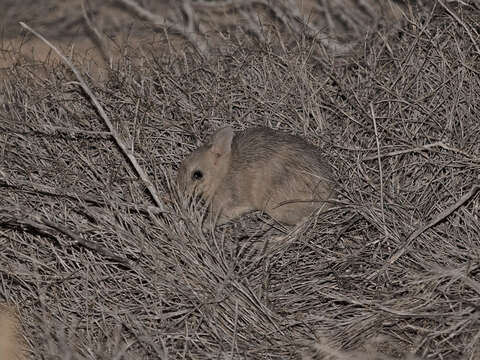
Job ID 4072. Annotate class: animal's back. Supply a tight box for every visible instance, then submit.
[231,127,329,171]
[224,127,334,224]
[0,304,25,360]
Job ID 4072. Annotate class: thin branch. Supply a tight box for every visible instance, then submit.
[41,217,131,267]
[370,103,387,237]
[19,22,165,212]
[195,0,352,54]
[81,0,110,63]
[369,184,480,280]
[1,207,131,267]
[0,177,165,215]
[115,0,208,57]
[363,141,478,161]
[438,0,480,56]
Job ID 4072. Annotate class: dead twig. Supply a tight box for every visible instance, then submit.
[370,103,387,236]
[0,177,165,215]
[115,0,208,57]
[369,184,480,280]
[438,0,480,56]
[81,0,110,63]
[19,22,165,212]
[40,217,131,267]
[0,207,131,267]
[363,141,479,161]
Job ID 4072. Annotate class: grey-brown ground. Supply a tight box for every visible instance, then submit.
[1,1,479,359]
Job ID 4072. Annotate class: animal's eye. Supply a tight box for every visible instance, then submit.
[192,170,203,181]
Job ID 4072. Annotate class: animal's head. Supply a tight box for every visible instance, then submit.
[176,126,234,201]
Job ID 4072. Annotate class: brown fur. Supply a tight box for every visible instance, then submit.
[0,304,25,360]
[177,126,335,225]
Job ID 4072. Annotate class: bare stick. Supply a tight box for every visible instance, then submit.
[369,184,480,280]
[81,0,110,63]
[370,103,387,236]
[194,0,352,54]
[40,217,131,267]
[0,177,164,215]
[19,22,164,211]
[115,0,208,57]
[438,0,480,56]
[363,141,478,161]
[1,208,130,267]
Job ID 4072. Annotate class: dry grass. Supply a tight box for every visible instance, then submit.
[1,1,480,359]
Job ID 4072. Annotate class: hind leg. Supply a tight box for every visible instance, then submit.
[266,202,316,225]
[267,197,333,225]
[209,199,255,225]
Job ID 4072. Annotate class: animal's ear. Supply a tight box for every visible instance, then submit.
[209,126,234,157]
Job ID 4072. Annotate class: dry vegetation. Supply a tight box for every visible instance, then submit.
[1,1,480,359]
